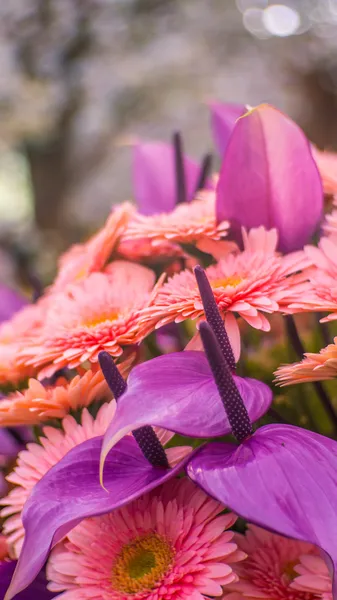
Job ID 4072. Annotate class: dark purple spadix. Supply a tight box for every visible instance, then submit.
[173,132,187,205]
[194,153,213,194]
[98,352,169,469]
[194,265,236,372]
[98,351,127,399]
[199,322,253,442]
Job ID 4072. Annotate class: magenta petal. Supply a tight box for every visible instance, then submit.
[101,351,272,462]
[209,101,246,156]
[132,142,206,215]
[187,424,337,598]
[0,285,27,324]
[5,436,189,600]
[216,104,323,252]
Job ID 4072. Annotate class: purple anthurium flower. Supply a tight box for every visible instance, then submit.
[133,133,213,215]
[0,284,27,325]
[216,104,323,252]
[0,560,55,599]
[209,101,247,156]
[100,265,271,463]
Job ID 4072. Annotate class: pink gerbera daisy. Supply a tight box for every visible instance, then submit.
[0,402,186,558]
[46,477,243,600]
[292,554,332,600]
[288,237,337,323]
[51,203,133,293]
[222,524,319,600]
[274,338,337,385]
[18,261,162,378]
[139,227,308,344]
[119,191,229,261]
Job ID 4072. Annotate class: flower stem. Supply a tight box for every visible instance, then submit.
[284,315,337,434]
[316,313,331,347]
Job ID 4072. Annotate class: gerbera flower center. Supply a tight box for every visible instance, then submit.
[84,311,120,327]
[212,275,243,288]
[111,532,174,594]
[246,554,317,600]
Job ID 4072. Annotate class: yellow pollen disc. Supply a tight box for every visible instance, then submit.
[111,533,174,594]
[212,275,243,288]
[84,312,120,327]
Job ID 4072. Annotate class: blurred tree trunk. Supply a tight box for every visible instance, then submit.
[25,135,69,232]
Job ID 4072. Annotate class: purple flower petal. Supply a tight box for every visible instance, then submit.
[187,424,337,598]
[216,104,323,252]
[0,285,27,325]
[101,351,272,464]
[132,142,208,215]
[5,436,191,600]
[209,101,246,157]
[0,560,55,599]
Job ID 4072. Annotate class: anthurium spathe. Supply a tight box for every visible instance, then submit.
[216,104,323,252]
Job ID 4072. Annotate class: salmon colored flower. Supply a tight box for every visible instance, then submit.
[51,203,133,293]
[312,147,337,197]
[292,554,332,600]
[18,261,161,379]
[117,236,185,262]
[119,190,229,261]
[46,477,243,600]
[275,338,337,385]
[0,301,48,388]
[139,227,308,344]
[222,524,319,600]
[288,237,337,322]
[0,367,113,426]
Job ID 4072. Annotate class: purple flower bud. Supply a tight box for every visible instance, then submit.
[216,104,323,253]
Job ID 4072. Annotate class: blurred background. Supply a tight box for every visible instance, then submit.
[1,0,337,284]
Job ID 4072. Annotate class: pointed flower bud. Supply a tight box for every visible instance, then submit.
[199,322,253,442]
[98,352,169,469]
[194,265,236,371]
[216,104,323,253]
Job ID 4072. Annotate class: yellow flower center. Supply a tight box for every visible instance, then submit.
[212,275,243,288]
[111,533,174,594]
[84,312,120,328]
